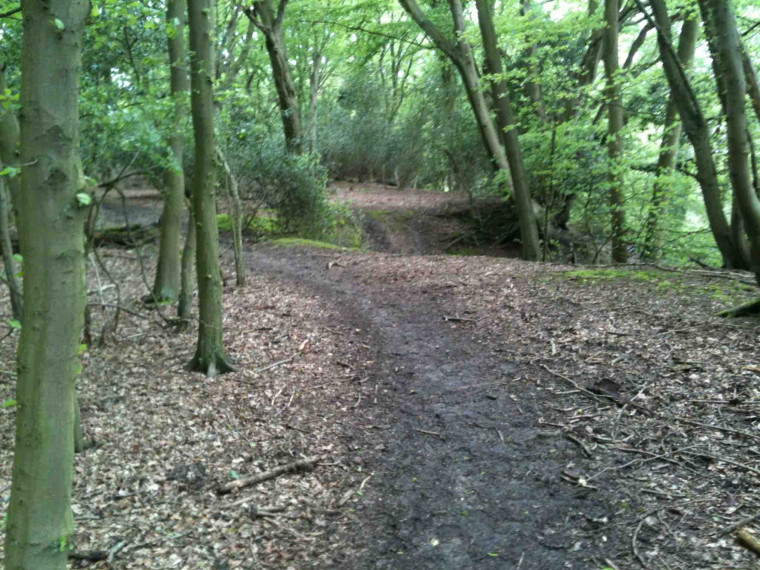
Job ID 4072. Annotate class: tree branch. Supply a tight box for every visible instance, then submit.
[398,0,460,63]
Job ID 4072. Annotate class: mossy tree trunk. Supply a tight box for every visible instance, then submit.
[603,0,627,263]
[245,0,303,155]
[187,0,234,376]
[704,0,760,282]
[4,0,89,565]
[649,0,747,269]
[642,16,698,260]
[153,0,190,303]
[399,0,541,261]
[474,0,541,261]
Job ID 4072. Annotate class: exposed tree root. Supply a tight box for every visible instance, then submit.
[188,349,236,378]
[717,297,760,318]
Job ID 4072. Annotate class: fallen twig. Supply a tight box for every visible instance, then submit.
[722,513,760,536]
[539,364,616,404]
[415,428,441,438]
[253,354,296,375]
[566,433,594,458]
[217,457,318,495]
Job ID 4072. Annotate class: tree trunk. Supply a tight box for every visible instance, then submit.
[177,203,196,326]
[187,0,234,376]
[153,0,190,303]
[474,0,541,260]
[603,0,626,263]
[4,0,89,565]
[217,148,246,287]
[308,44,321,152]
[246,0,303,154]
[0,64,22,210]
[705,0,760,281]
[648,0,746,269]
[0,175,23,320]
[642,16,698,260]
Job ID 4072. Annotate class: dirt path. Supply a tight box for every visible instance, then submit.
[245,245,600,569]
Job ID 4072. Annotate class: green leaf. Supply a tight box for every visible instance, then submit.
[487,553,498,557]
[77,343,87,355]
[7,319,21,329]
[2,399,17,408]
[0,166,19,179]
[229,470,240,480]
[76,192,92,206]
[12,253,22,264]
[53,18,65,31]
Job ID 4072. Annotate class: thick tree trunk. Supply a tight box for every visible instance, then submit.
[177,204,196,326]
[705,0,760,281]
[642,16,698,260]
[648,0,746,269]
[4,0,89,566]
[603,0,626,263]
[246,0,303,154]
[187,0,234,376]
[474,0,541,260]
[0,176,23,320]
[153,0,189,303]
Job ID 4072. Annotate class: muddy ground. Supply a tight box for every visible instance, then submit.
[2,185,760,570]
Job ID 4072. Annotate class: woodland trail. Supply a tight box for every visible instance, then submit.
[245,244,600,569]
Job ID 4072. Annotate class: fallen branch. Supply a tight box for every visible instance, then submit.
[415,428,442,438]
[539,364,616,404]
[737,529,760,556]
[217,457,318,495]
[253,354,297,375]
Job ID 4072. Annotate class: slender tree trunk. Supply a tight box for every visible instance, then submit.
[642,16,698,260]
[308,45,321,152]
[246,0,303,154]
[177,203,196,326]
[4,0,89,565]
[0,175,23,320]
[217,148,246,287]
[474,0,541,260]
[705,0,760,281]
[0,65,22,210]
[603,0,626,263]
[187,0,234,376]
[153,0,190,303]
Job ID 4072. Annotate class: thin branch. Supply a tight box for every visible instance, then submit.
[0,6,20,18]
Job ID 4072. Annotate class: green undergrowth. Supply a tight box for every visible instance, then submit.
[556,267,755,306]
[217,205,364,250]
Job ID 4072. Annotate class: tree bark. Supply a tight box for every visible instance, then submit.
[642,16,698,260]
[187,0,234,376]
[474,0,541,260]
[704,0,760,281]
[648,0,746,269]
[245,0,303,154]
[4,0,89,565]
[153,0,190,303]
[604,0,627,263]
[177,203,196,326]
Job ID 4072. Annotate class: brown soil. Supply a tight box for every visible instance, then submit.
[2,185,760,570]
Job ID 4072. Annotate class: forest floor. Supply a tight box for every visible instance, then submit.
[2,185,760,569]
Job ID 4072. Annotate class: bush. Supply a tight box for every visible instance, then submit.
[223,137,333,237]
